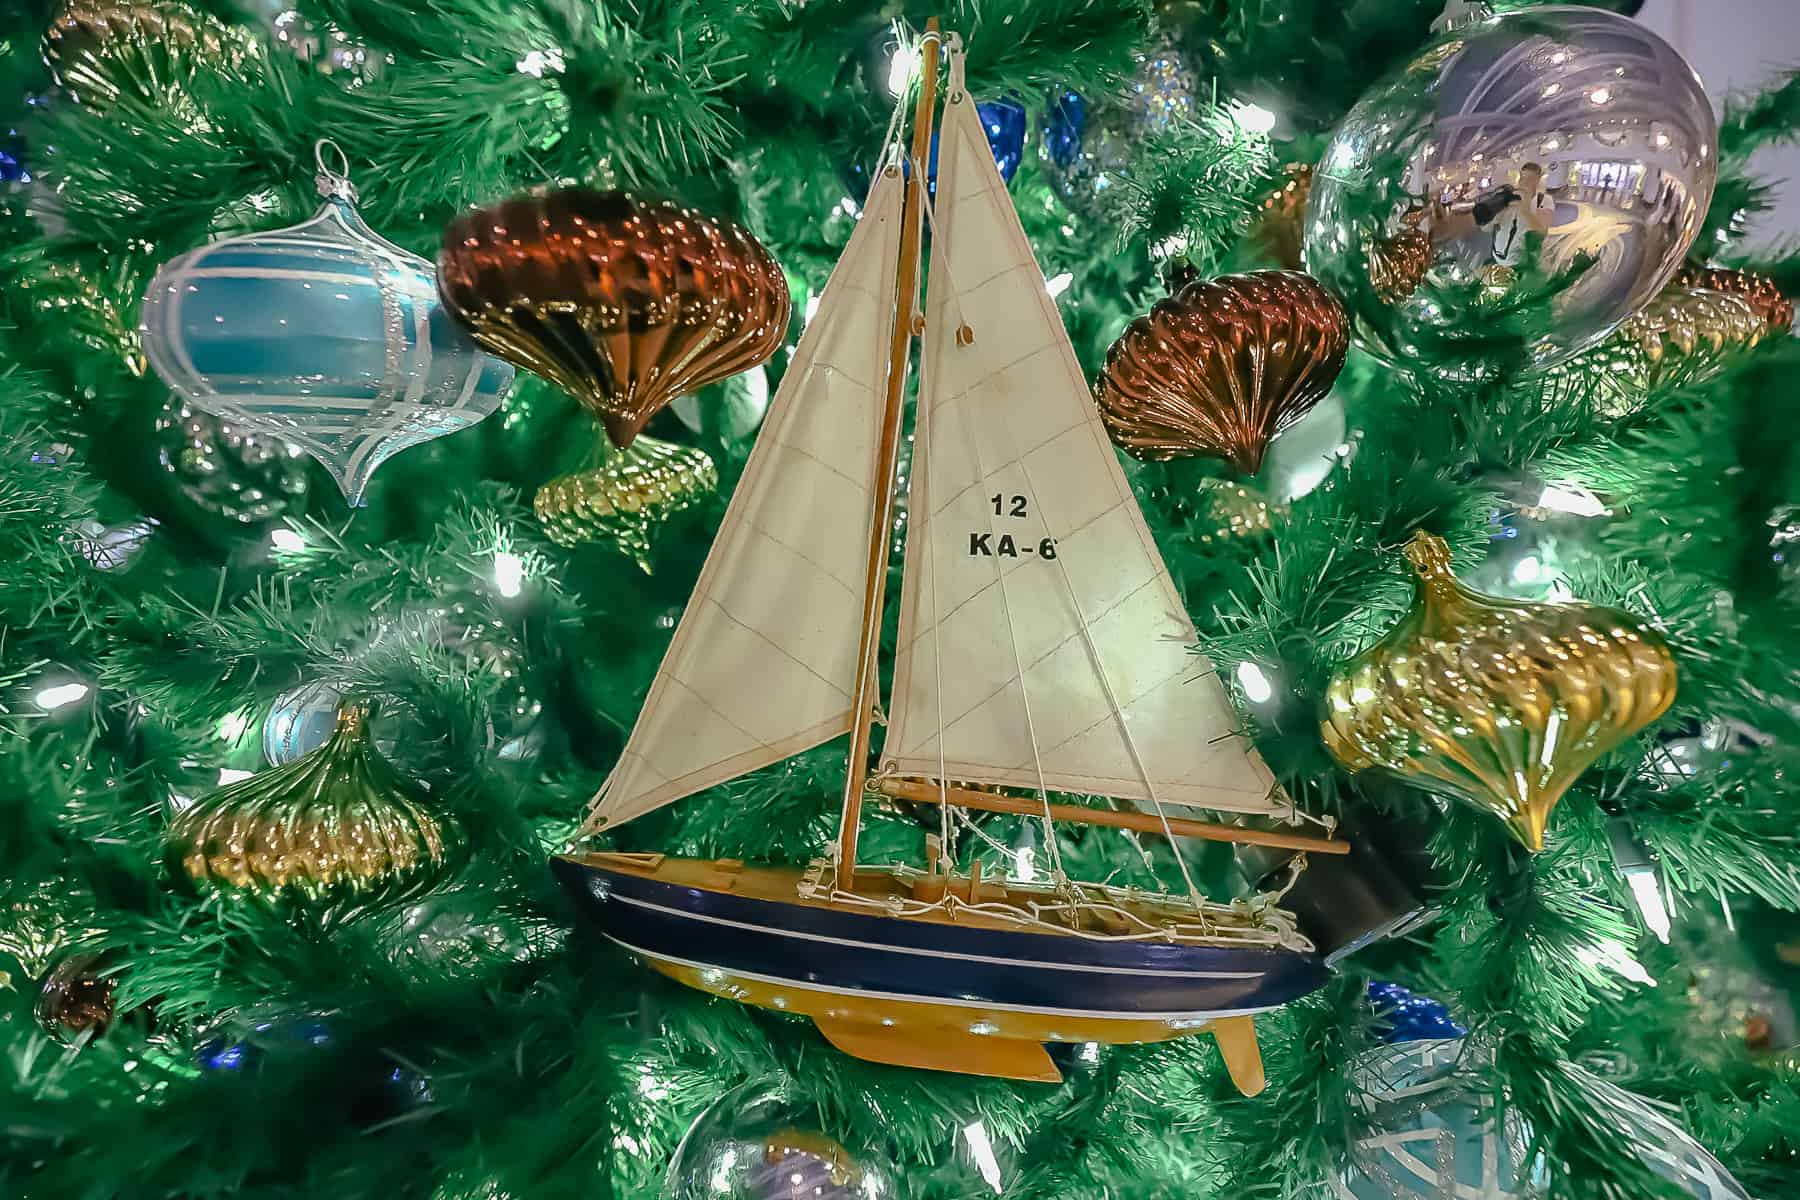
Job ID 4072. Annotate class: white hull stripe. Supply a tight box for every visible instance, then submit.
[610,936,1279,1023]
[610,891,1265,980]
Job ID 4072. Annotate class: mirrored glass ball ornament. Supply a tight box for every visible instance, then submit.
[1306,7,1716,374]
[264,679,343,766]
[140,143,515,505]
[666,1081,905,1200]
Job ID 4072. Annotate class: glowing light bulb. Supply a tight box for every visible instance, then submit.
[35,681,90,710]
[1537,480,1610,517]
[1231,101,1277,135]
[269,527,305,553]
[1625,868,1673,944]
[1044,272,1074,298]
[218,710,254,742]
[886,42,919,97]
[963,1120,1005,1194]
[492,550,525,598]
[1236,661,1274,704]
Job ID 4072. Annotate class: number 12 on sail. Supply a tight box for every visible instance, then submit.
[551,24,1347,1093]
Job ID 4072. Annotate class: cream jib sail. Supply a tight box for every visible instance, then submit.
[586,166,907,832]
[881,53,1283,816]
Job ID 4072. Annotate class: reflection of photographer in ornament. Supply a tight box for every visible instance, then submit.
[1485,163,1555,270]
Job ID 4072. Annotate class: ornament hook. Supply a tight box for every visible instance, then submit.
[314,138,358,203]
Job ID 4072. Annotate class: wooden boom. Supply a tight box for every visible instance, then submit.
[876,778,1351,855]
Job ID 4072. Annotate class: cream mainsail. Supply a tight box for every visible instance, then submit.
[881,56,1283,815]
[585,167,907,831]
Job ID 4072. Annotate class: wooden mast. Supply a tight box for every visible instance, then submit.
[836,19,941,889]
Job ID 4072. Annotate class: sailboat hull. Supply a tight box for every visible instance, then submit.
[552,852,1326,1090]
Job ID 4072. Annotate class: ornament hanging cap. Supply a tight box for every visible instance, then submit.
[1431,0,1494,34]
[314,138,357,203]
[1402,530,1456,581]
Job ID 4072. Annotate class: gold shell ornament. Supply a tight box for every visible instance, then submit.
[533,433,718,566]
[166,705,458,910]
[1540,266,1793,418]
[1320,532,1678,850]
[42,0,260,112]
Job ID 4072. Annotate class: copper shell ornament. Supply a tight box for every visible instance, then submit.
[1320,532,1678,851]
[36,949,119,1042]
[533,433,718,566]
[437,189,790,451]
[1095,270,1349,474]
[166,705,458,911]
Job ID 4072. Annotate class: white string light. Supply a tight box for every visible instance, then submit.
[34,681,90,711]
[492,550,525,599]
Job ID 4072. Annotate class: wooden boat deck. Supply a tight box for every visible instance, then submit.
[564,850,1286,945]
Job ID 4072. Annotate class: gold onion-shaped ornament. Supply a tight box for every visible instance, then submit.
[437,189,790,451]
[165,705,457,910]
[1095,270,1349,474]
[533,433,717,566]
[42,0,260,112]
[1541,267,1792,417]
[1254,163,1313,271]
[1320,532,1678,851]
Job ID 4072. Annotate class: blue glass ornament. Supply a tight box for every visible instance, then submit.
[263,679,343,766]
[1043,89,1086,169]
[0,130,27,184]
[140,141,515,505]
[197,1014,335,1072]
[841,96,1027,204]
[1368,980,1467,1044]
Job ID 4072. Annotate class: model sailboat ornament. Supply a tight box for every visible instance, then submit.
[553,25,1348,1093]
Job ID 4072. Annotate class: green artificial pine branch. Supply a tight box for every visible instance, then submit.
[0,0,1798,1196]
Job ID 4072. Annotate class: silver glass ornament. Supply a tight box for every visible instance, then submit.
[666,1082,904,1200]
[264,679,343,766]
[71,518,155,571]
[1336,1037,1750,1199]
[140,141,515,505]
[1039,35,1196,226]
[1306,7,1716,374]
[1335,1038,1540,1199]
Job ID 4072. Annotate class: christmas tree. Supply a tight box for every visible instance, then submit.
[3,1,1798,1197]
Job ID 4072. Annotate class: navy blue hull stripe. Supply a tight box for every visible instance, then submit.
[555,858,1328,1014]
[610,936,1282,1023]
[610,892,1263,979]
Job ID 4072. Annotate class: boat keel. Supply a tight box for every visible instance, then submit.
[814,1017,1063,1083]
[1208,1015,1266,1096]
